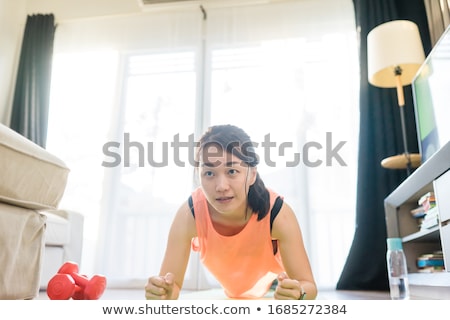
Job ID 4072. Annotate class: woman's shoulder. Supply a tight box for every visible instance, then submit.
[171,199,197,237]
[270,200,299,238]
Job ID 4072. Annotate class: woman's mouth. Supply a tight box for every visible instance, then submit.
[216,196,233,203]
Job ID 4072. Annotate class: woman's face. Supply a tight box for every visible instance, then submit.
[198,144,256,216]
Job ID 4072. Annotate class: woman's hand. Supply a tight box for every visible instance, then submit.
[273,272,305,300]
[145,273,175,300]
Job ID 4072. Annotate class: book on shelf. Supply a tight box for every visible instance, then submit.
[420,206,440,230]
[410,205,426,219]
[411,192,438,230]
[417,266,445,273]
[417,257,444,268]
[418,191,436,212]
[418,191,435,205]
[417,251,445,272]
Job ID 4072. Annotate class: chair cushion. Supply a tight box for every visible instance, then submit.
[42,211,70,246]
[0,123,69,210]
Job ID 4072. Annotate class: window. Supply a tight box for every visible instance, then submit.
[100,51,197,282]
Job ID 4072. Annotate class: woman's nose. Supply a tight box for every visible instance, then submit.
[215,174,229,192]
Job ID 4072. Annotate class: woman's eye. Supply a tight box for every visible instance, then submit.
[228,169,238,175]
[204,171,214,177]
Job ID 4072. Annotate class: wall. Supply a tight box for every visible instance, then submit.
[0,0,26,125]
[26,0,140,21]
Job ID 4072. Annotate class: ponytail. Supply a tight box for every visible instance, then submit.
[248,173,270,221]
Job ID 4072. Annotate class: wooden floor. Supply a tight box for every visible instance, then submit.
[37,288,391,300]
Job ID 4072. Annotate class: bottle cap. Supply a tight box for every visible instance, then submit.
[387,238,403,251]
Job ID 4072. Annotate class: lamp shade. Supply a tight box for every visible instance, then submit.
[367,20,425,88]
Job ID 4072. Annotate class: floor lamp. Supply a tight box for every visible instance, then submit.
[367,20,426,175]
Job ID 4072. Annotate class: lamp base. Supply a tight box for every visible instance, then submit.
[381,153,421,169]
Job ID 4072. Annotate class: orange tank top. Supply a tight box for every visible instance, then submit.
[190,187,285,299]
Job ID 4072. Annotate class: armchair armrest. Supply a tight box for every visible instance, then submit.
[43,209,84,265]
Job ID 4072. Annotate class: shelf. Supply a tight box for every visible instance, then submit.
[408,272,450,299]
[402,226,440,242]
[409,272,450,286]
[384,141,450,207]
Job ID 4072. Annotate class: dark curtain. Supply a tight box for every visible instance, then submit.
[10,14,56,148]
[336,0,432,290]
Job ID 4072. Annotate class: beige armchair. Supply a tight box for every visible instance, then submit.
[0,123,83,299]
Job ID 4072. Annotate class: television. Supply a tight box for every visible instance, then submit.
[412,25,450,164]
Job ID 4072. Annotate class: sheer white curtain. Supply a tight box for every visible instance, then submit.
[46,0,358,290]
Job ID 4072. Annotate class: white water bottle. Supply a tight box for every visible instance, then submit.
[386,238,410,299]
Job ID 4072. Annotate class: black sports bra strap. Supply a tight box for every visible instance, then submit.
[188,195,195,218]
[270,196,283,255]
[270,196,283,231]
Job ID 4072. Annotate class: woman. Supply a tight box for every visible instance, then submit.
[145,124,317,300]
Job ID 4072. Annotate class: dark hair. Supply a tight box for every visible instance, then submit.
[196,124,270,220]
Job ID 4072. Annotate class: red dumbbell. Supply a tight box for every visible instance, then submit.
[47,273,83,300]
[47,261,107,300]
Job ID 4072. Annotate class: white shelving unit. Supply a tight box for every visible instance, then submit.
[384,141,450,299]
